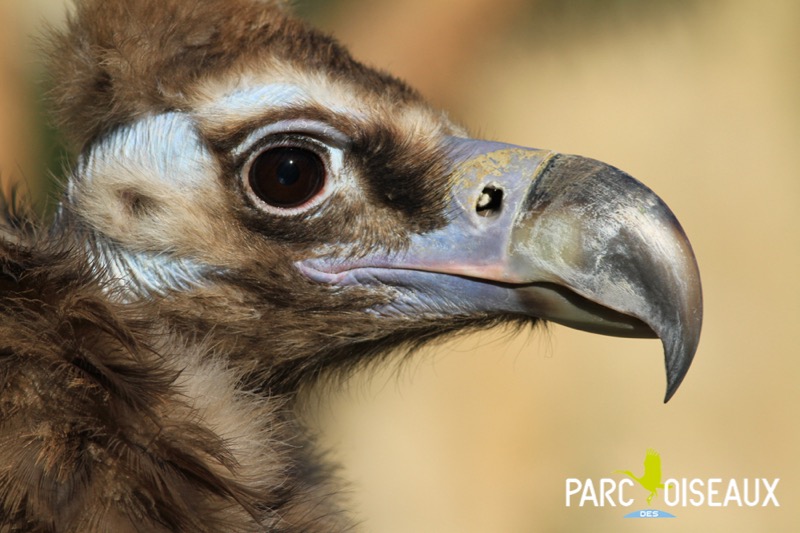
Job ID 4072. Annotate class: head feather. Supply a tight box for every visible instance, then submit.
[47,0,419,152]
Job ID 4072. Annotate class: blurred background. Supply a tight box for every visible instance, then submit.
[3,0,798,531]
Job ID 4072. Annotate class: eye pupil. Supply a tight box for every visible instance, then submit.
[249,147,325,208]
[277,158,301,186]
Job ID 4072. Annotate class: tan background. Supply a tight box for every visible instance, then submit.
[3,1,798,531]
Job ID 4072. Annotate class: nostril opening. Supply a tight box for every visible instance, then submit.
[476,186,503,217]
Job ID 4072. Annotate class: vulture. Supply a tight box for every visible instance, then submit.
[0,0,702,531]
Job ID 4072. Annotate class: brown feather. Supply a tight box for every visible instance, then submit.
[47,0,421,153]
[3,0,483,530]
[0,226,352,531]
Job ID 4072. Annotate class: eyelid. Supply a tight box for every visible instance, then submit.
[244,134,332,167]
[233,119,351,159]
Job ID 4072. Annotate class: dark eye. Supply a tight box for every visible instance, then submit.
[248,147,326,208]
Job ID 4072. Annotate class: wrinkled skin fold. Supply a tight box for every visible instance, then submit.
[300,138,703,402]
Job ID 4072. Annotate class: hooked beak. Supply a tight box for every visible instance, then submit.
[300,138,702,402]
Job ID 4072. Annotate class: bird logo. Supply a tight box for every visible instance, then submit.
[615,449,665,505]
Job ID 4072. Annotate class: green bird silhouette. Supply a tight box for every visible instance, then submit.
[615,449,664,505]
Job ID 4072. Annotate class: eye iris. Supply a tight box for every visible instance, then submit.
[249,147,325,208]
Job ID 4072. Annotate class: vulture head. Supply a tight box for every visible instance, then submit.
[0,0,702,531]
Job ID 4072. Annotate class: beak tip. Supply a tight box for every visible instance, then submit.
[662,324,701,403]
[663,383,679,404]
[663,364,689,403]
